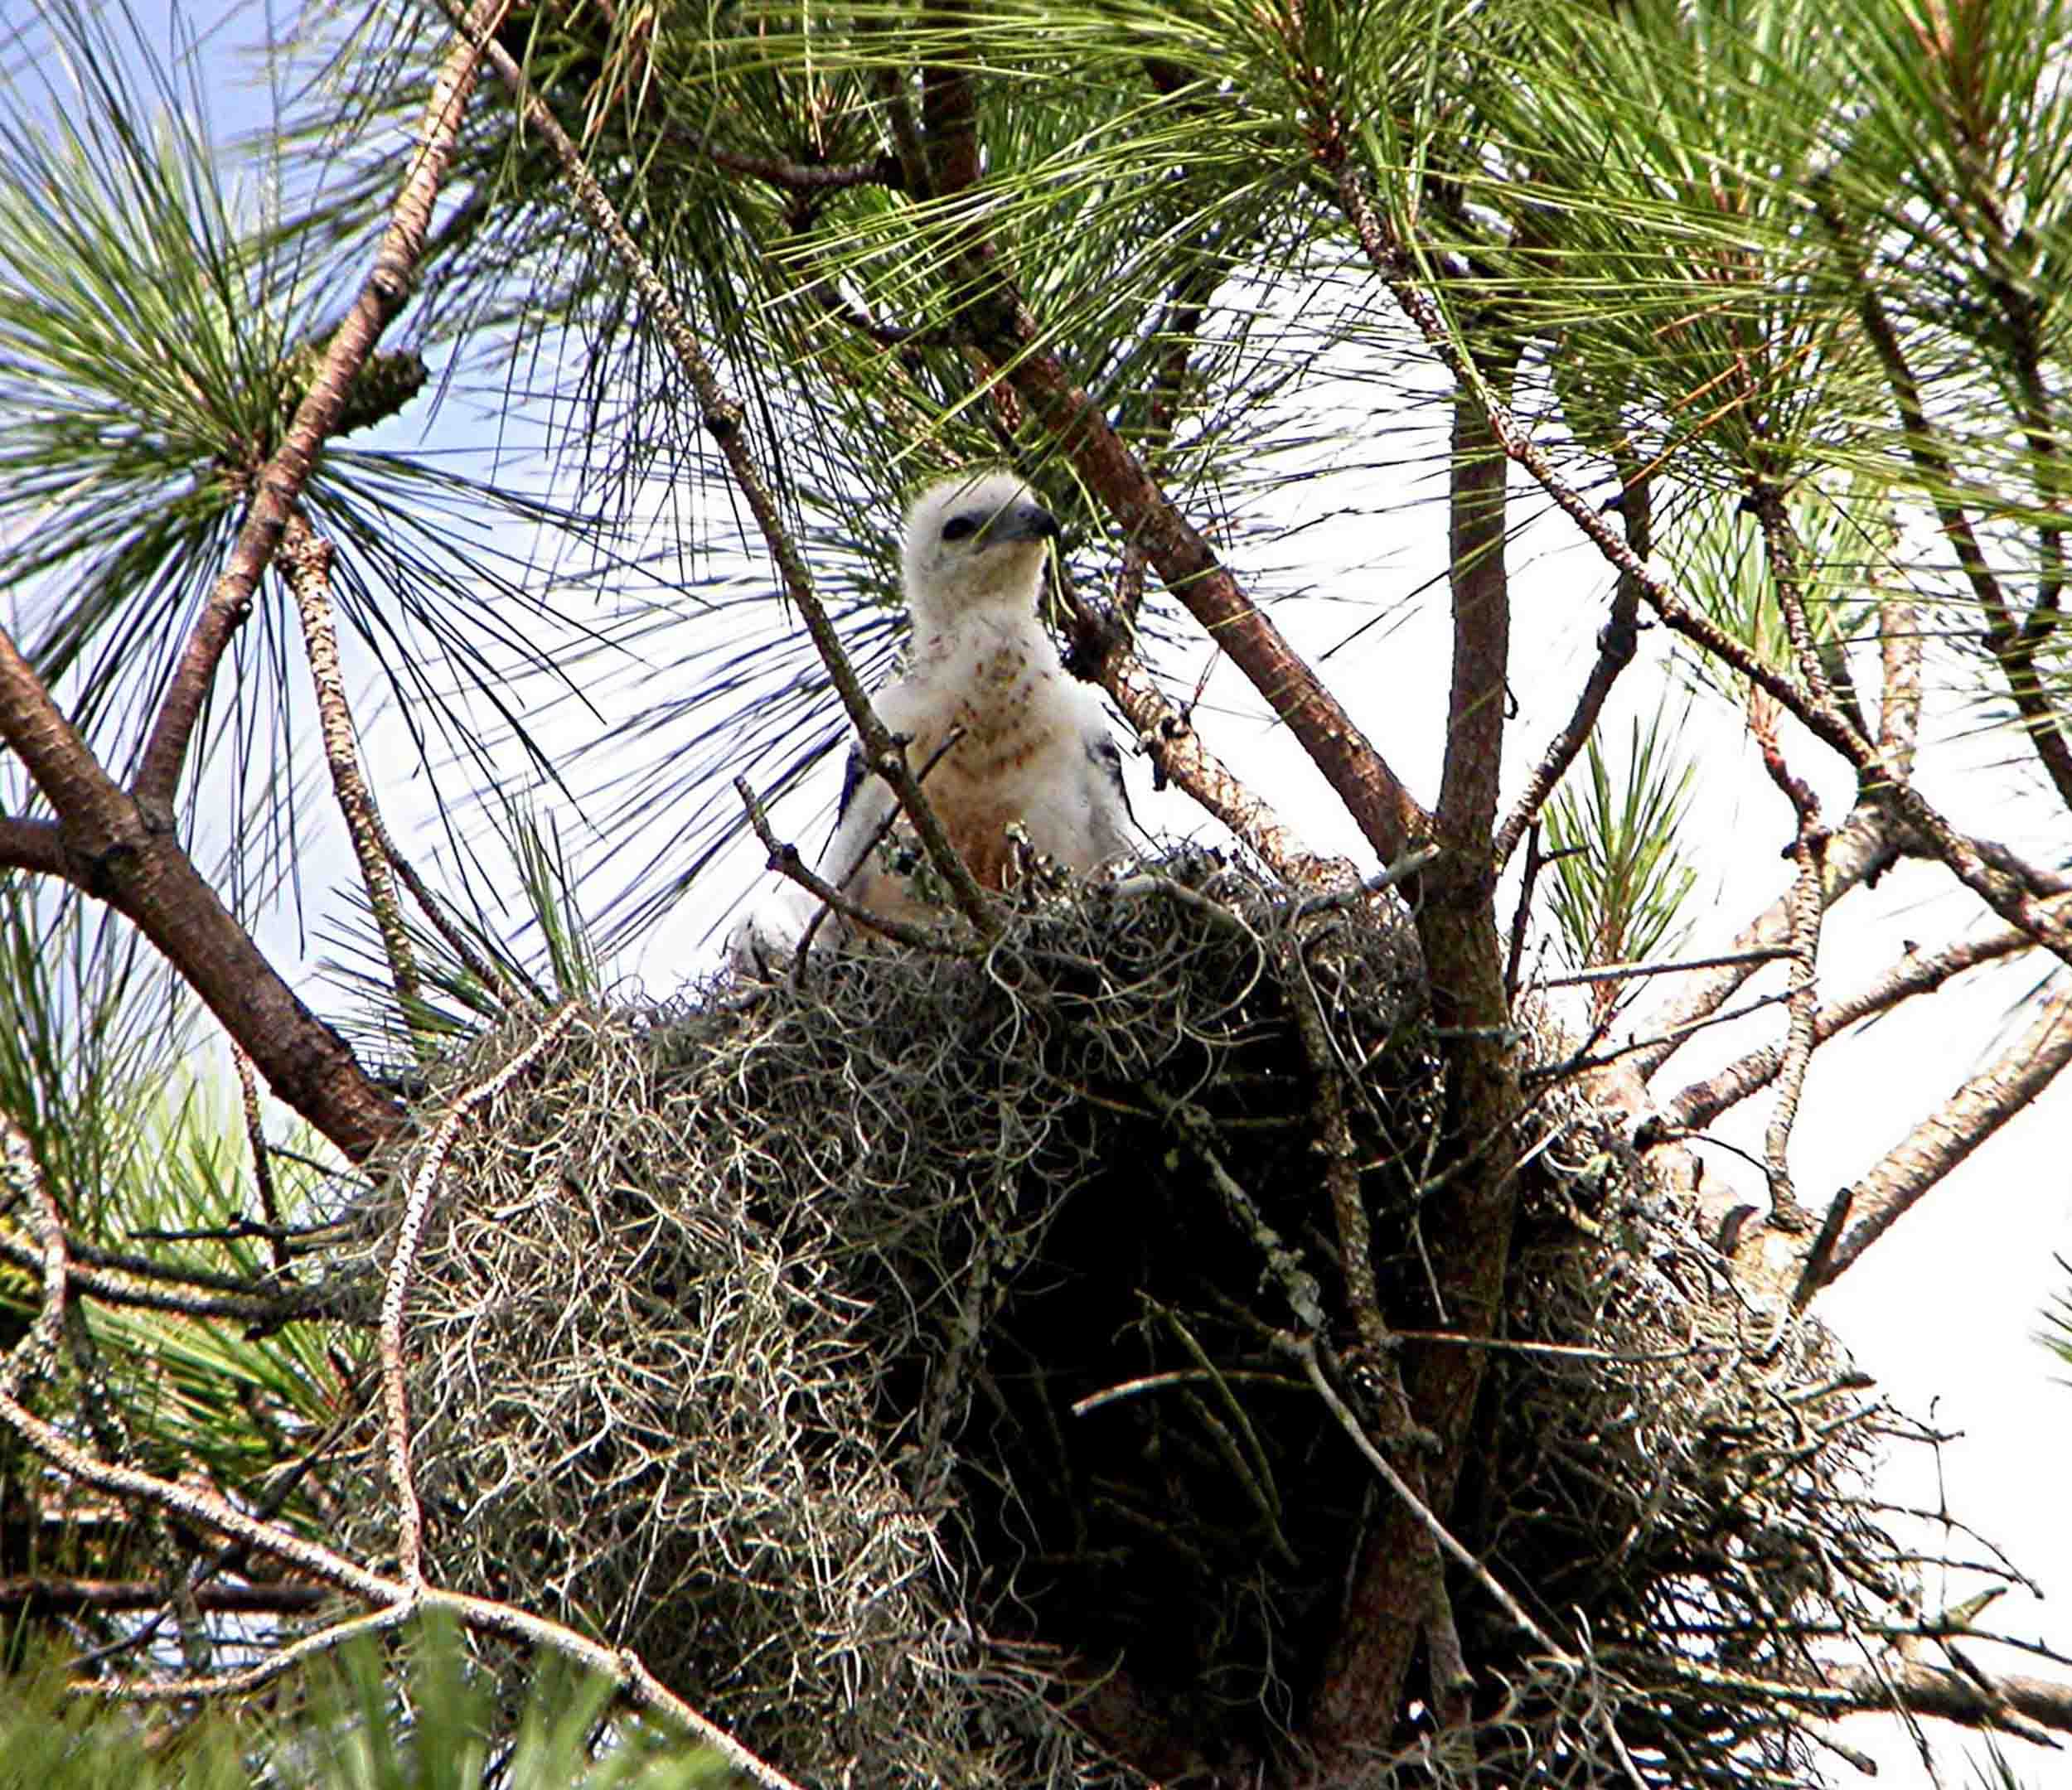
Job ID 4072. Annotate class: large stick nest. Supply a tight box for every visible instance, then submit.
[332,858,1931,1786]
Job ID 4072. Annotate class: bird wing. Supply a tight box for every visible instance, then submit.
[1087,728,1136,834]
[819,737,899,891]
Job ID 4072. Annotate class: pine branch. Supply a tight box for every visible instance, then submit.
[1820,189,2072,813]
[0,621,403,1161]
[131,4,503,821]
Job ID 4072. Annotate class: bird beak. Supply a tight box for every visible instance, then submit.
[991,503,1061,545]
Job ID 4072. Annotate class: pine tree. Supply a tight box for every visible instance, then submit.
[2,0,2070,1780]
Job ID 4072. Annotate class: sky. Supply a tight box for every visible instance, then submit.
[4,2,2068,1783]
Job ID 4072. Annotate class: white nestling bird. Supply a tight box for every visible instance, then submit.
[732,469,1134,968]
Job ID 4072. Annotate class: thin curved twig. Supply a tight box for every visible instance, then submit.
[381,1003,581,1587]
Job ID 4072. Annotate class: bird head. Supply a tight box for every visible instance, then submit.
[900,470,1061,630]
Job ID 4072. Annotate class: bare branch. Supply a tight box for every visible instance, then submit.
[1748,694,1826,1233]
[1496,474,1646,868]
[230,1046,293,1275]
[1661,919,2046,1132]
[680,129,902,194]
[1292,1334,1571,1667]
[281,510,424,1031]
[1820,975,2072,1285]
[1537,946,1800,989]
[381,1004,580,1587]
[0,1233,327,1326]
[733,776,975,958]
[1750,482,1871,758]
[1629,1650,2072,1744]
[1627,804,1907,1081]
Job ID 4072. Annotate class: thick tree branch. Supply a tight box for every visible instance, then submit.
[1438,354,1516,874]
[1819,975,2072,1285]
[1630,1651,2072,1743]
[0,815,67,878]
[1846,1657,2072,1739]
[1056,582,1326,884]
[0,623,404,1162]
[903,40,1427,872]
[990,336,1430,865]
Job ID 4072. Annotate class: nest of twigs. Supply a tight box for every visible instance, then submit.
[332,855,1927,1787]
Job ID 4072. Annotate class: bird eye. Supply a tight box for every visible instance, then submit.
[941,515,980,542]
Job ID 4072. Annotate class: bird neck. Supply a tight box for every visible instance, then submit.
[912,592,1046,660]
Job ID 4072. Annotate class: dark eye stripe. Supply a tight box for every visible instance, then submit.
[941,514,980,541]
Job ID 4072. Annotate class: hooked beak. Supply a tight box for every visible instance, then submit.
[989,502,1061,546]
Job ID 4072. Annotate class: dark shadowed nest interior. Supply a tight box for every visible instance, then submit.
[332,855,1939,1787]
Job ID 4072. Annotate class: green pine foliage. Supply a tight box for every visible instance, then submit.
[0,1615,724,1790]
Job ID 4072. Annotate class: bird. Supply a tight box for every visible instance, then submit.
[731,469,1134,968]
